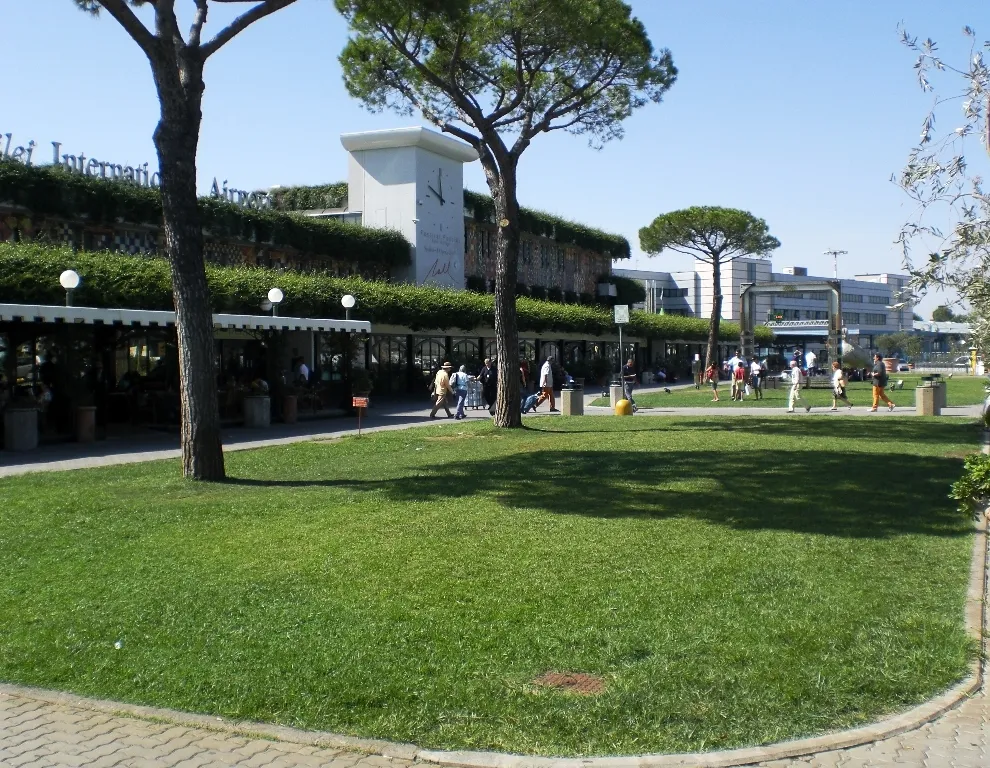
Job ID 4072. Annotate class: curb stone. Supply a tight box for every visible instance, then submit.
[0,506,986,767]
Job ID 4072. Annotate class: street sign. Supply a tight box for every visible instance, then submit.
[352,396,369,437]
[614,304,629,324]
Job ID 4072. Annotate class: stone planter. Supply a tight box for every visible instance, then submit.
[75,405,97,443]
[243,396,271,428]
[4,406,39,452]
[561,388,584,416]
[282,395,298,424]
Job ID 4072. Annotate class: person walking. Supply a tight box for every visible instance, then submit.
[477,357,497,415]
[705,361,720,402]
[830,361,853,410]
[534,355,558,412]
[787,359,811,413]
[870,353,895,412]
[732,361,746,401]
[691,355,701,389]
[622,357,638,411]
[749,357,763,400]
[429,361,455,419]
[450,364,470,420]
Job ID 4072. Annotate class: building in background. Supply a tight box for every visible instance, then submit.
[615,261,915,356]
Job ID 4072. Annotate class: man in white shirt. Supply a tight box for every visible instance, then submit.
[727,350,742,373]
[748,357,763,400]
[787,360,810,413]
[533,356,558,412]
[295,357,310,383]
[804,349,817,376]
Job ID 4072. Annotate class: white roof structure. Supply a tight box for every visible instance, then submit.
[340,126,479,164]
[0,303,371,334]
[913,320,971,335]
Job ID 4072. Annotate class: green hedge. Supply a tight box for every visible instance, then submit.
[269,183,348,211]
[0,242,772,343]
[463,190,630,259]
[0,161,409,271]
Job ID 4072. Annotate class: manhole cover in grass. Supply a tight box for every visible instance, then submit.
[532,671,605,695]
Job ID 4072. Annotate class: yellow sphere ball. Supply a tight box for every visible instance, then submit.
[614,399,633,416]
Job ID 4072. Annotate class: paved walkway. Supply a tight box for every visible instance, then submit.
[1,386,979,478]
[2,389,987,765]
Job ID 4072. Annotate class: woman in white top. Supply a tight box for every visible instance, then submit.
[830,361,853,410]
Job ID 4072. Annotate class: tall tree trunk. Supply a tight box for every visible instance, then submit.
[153,63,225,480]
[705,259,722,372]
[490,165,521,428]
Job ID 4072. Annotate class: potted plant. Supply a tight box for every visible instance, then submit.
[3,388,40,452]
[350,368,373,397]
[282,382,300,424]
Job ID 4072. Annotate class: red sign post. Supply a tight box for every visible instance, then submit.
[352,397,369,436]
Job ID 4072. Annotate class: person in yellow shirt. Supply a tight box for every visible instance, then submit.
[429,361,454,419]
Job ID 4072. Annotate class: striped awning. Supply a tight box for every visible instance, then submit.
[0,303,371,334]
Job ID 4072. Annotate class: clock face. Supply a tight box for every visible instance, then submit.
[427,168,446,205]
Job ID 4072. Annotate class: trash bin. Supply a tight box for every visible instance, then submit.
[609,383,624,408]
[916,378,942,416]
[243,395,271,428]
[561,383,584,416]
[4,407,39,451]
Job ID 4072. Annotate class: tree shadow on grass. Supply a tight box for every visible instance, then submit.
[232,447,971,540]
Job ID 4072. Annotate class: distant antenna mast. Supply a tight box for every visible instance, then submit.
[824,249,848,279]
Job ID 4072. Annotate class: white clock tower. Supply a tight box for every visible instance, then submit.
[340,127,479,289]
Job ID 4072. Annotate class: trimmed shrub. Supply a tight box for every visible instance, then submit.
[0,161,409,271]
[0,242,772,343]
[463,189,630,259]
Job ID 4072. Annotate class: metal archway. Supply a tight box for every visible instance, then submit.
[739,280,842,363]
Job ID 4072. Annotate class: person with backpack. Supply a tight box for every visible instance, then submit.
[831,361,853,410]
[870,353,895,412]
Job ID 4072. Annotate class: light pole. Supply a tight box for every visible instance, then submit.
[59,269,80,306]
[341,294,356,321]
[267,288,283,317]
[823,249,847,280]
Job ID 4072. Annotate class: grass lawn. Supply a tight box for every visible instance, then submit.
[0,417,978,756]
[592,373,987,410]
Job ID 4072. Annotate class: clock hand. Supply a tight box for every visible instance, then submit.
[428,184,441,200]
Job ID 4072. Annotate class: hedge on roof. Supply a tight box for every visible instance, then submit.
[269,183,349,211]
[465,190,631,259]
[265,184,631,259]
[0,242,772,343]
[0,161,409,270]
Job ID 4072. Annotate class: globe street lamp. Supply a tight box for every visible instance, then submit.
[59,269,80,306]
[267,287,284,317]
[341,293,356,321]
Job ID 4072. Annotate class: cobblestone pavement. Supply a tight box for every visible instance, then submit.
[1,682,987,767]
[0,688,415,768]
[756,691,989,768]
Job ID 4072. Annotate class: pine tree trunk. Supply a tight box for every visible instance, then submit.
[490,167,521,428]
[152,62,225,481]
[705,259,722,371]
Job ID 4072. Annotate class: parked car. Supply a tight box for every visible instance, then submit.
[897,360,911,372]
[952,355,971,367]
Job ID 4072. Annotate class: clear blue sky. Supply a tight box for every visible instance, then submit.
[2,0,984,316]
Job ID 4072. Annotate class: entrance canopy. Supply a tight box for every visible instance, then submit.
[0,303,371,334]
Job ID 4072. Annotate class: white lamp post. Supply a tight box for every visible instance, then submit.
[59,269,80,306]
[341,293,356,321]
[267,287,284,316]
